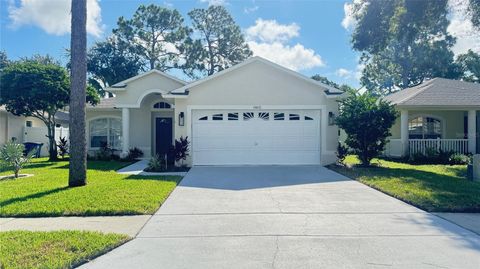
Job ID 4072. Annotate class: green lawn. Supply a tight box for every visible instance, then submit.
[0,158,181,217]
[329,156,480,212]
[0,230,129,269]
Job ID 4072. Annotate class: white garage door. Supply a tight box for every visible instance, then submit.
[192,110,321,165]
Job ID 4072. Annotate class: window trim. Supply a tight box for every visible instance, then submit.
[408,115,445,139]
[88,116,122,150]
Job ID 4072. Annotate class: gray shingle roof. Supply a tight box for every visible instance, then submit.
[87,97,117,109]
[384,78,480,107]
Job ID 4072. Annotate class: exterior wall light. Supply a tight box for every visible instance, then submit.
[179,112,185,126]
[328,112,335,126]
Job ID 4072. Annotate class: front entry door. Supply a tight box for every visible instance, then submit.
[155,117,173,156]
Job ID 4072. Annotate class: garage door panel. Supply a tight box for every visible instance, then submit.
[192,110,321,165]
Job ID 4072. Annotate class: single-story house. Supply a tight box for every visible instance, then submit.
[86,56,344,166]
[0,106,69,156]
[383,78,479,157]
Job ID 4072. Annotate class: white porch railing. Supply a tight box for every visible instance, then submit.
[409,139,469,155]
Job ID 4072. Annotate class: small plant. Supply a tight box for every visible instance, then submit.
[94,142,119,161]
[449,153,471,165]
[174,136,190,166]
[336,142,349,165]
[145,154,167,172]
[122,147,144,162]
[57,137,69,159]
[0,141,36,178]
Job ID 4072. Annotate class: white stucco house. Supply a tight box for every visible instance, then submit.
[86,56,344,166]
[0,106,69,156]
[383,78,479,157]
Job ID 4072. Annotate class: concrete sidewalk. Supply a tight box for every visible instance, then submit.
[434,213,480,235]
[117,160,187,176]
[0,215,151,237]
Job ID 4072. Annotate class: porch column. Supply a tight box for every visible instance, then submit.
[468,110,477,154]
[400,110,409,156]
[122,108,130,155]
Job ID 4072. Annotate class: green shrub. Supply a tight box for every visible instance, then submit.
[56,136,69,159]
[93,143,120,161]
[145,154,167,172]
[0,141,36,178]
[336,142,349,165]
[122,147,144,162]
[335,91,398,166]
[449,153,471,165]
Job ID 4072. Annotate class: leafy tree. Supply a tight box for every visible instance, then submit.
[336,91,398,166]
[113,4,188,71]
[184,5,252,78]
[456,50,480,83]
[87,36,143,96]
[0,59,99,162]
[69,0,89,186]
[0,51,9,70]
[311,74,356,92]
[349,0,458,94]
[469,0,480,29]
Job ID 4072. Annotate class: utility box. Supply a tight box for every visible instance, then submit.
[473,155,480,181]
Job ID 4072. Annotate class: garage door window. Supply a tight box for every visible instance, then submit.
[228,113,238,120]
[274,113,285,120]
[305,116,313,120]
[243,112,254,120]
[198,116,208,121]
[258,112,269,120]
[289,114,300,120]
[212,114,223,121]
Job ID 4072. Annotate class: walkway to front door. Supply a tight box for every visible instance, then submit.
[81,166,480,269]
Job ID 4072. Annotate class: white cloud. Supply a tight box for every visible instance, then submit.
[335,68,352,78]
[246,19,299,43]
[447,0,480,55]
[8,0,103,37]
[245,19,324,71]
[200,0,226,6]
[341,0,365,30]
[248,41,324,71]
[244,5,259,14]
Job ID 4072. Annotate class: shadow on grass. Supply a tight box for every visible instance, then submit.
[0,186,70,208]
[124,174,182,182]
[50,161,134,172]
[329,165,480,212]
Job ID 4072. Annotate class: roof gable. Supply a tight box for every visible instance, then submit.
[108,69,187,91]
[170,56,344,98]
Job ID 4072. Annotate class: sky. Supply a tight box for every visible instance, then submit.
[1,0,479,88]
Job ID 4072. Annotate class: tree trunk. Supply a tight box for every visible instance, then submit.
[46,123,58,161]
[69,0,88,187]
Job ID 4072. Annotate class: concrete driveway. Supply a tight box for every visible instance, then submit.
[82,166,480,269]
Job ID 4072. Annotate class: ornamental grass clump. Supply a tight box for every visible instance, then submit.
[0,141,36,178]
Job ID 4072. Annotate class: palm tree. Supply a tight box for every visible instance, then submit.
[69,0,87,187]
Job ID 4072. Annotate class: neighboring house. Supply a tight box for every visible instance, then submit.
[383,78,480,157]
[86,56,344,166]
[0,106,69,156]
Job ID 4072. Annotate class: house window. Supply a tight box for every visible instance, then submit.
[25,121,32,127]
[89,118,122,149]
[153,102,171,109]
[408,116,442,139]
